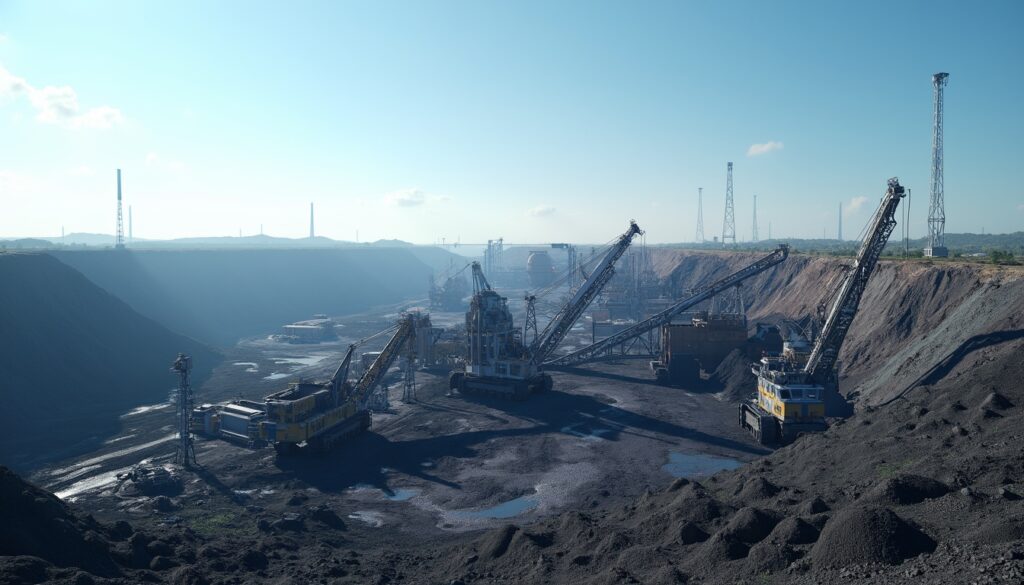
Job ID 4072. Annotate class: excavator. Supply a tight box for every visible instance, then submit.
[740,177,906,444]
[450,220,644,399]
[260,312,429,454]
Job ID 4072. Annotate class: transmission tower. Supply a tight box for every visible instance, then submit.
[926,72,949,257]
[115,169,125,249]
[696,187,705,242]
[722,162,736,246]
[752,194,759,242]
[171,354,196,466]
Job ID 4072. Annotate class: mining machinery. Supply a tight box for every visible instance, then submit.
[259,312,430,454]
[546,245,790,370]
[429,262,471,311]
[450,221,644,399]
[740,178,907,445]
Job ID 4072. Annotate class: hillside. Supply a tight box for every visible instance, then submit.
[0,253,220,471]
[49,247,457,346]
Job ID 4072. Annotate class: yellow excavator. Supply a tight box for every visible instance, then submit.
[740,177,906,444]
[260,312,428,454]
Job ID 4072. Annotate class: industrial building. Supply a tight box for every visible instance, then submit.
[281,314,337,343]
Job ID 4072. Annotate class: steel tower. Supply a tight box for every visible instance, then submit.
[172,353,196,466]
[722,162,736,246]
[696,187,705,242]
[115,169,125,249]
[926,72,949,257]
[752,194,759,242]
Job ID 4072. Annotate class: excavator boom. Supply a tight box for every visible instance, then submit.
[529,221,643,364]
[547,245,790,366]
[804,177,906,381]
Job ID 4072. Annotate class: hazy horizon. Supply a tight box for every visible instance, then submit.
[1,1,1022,244]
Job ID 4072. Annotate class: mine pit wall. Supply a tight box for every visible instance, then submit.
[649,248,1024,406]
[0,253,220,471]
[49,246,457,347]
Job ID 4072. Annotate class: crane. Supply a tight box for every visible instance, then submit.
[450,221,643,399]
[740,178,906,444]
[547,244,790,367]
[261,312,428,453]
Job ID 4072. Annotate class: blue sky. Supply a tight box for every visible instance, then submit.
[1,1,1021,243]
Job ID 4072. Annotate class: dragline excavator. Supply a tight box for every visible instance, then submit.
[260,312,428,454]
[546,244,790,368]
[450,221,644,399]
[740,177,906,445]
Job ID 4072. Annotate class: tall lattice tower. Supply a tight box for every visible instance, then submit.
[752,194,759,242]
[115,169,125,249]
[721,162,736,246]
[695,187,705,242]
[171,353,196,466]
[926,72,949,257]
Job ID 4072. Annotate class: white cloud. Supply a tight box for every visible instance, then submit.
[528,205,556,217]
[844,195,868,216]
[385,188,425,207]
[0,62,124,129]
[747,141,784,157]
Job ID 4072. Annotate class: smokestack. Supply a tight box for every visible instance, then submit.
[115,169,125,249]
[309,202,314,239]
[129,205,133,243]
[838,202,843,241]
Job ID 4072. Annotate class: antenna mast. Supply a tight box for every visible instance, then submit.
[696,187,705,242]
[926,72,949,257]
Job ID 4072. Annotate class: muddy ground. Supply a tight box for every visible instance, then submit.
[35,305,766,565]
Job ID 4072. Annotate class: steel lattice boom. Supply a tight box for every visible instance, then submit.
[804,178,906,381]
[546,244,790,366]
[529,221,643,365]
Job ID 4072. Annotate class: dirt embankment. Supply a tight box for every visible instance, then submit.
[49,246,458,346]
[0,253,220,472]
[651,249,1024,406]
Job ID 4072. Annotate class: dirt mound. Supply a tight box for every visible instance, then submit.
[718,507,781,543]
[712,349,757,401]
[766,516,819,545]
[811,507,936,568]
[862,474,949,505]
[746,541,798,573]
[0,466,120,577]
[734,476,781,501]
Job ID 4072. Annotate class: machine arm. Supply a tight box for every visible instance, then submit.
[329,344,357,395]
[546,244,790,366]
[529,221,643,364]
[804,177,906,381]
[352,314,417,405]
[470,261,492,294]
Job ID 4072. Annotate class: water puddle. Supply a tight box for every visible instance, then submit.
[263,372,290,380]
[233,362,259,373]
[450,495,539,520]
[662,451,743,478]
[347,484,420,502]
